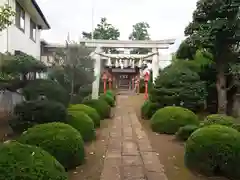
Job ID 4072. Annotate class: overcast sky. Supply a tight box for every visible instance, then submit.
[36,0,198,65]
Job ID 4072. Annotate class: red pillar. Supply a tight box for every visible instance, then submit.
[144,72,150,100]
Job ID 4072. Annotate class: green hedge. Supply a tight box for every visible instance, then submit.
[67,111,96,142]
[200,114,235,127]
[185,125,240,179]
[0,141,67,180]
[106,90,116,100]
[18,122,85,170]
[141,100,160,119]
[150,106,198,134]
[22,79,69,106]
[82,99,111,119]
[68,104,100,128]
[175,125,199,141]
[10,100,67,133]
[100,94,115,107]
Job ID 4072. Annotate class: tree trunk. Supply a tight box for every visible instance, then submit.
[216,63,227,114]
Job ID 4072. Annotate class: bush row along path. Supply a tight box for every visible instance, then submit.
[100,95,168,180]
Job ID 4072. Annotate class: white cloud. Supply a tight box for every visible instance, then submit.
[36,0,197,52]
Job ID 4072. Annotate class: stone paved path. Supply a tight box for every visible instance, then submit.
[100,95,168,180]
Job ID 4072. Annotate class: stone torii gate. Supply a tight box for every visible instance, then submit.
[79,39,175,99]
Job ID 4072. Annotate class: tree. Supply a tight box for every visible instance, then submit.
[49,42,94,102]
[82,17,120,53]
[0,53,47,92]
[184,0,240,114]
[129,22,151,54]
[0,4,15,31]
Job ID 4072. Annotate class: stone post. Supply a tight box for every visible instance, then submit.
[91,46,102,99]
[151,48,159,84]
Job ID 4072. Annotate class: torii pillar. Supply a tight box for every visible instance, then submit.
[152,48,159,83]
[91,46,102,99]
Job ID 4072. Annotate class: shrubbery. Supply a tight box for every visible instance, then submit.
[175,125,199,141]
[22,79,69,106]
[150,64,207,112]
[83,99,111,119]
[141,100,160,119]
[106,90,116,100]
[100,94,115,107]
[10,100,67,133]
[185,125,240,179]
[18,122,85,170]
[68,104,100,127]
[67,111,96,142]
[0,141,67,180]
[150,106,198,134]
[200,114,235,127]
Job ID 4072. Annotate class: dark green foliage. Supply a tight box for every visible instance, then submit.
[141,100,160,120]
[175,125,199,141]
[10,100,67,133]
[150,64,207,112]
[18,122,85,170]
[0,141,67,180]
[82,17,120,53]
[68,104,101,128]
[106,90,116,100]
[22,79,69,106]
[150,106,199,134]
[184,0,240,113]
[232,124,240,132]
[0,53,47,91]
[82,99,111,119]
[100,94,115,107]
[185,125,240,179]
[129,22,151,54]
[200,114,235,127]
[67,111,96,142]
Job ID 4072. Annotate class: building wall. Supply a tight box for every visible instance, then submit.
[0,0,41,60]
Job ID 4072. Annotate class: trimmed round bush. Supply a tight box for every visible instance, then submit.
[100,94,115,107]
[0,141,67,180]
[68,104,101,128]
[18,122,85,170]
[82,99,111,119]
[185,125,240,179]
[150,106,198,134]
[200,114,235,127]
[68,111,96,142]
[141,100,160,120]
[232,123,240,132]
[10,100,67,133]
[106,90,116,100]
[175,125,199,141]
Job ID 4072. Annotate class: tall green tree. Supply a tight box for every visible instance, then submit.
[0,4,15,31]
[129,22,151,54]
[82,17,120,53]
[49,43,94,101]
[184,0,240,114]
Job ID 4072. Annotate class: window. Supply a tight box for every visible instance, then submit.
[30,19,36,41]
[15,2,25,31]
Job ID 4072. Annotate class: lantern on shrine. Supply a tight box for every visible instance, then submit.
[101,72,108,94]
[108,76,113,90]
[144,71,150,100]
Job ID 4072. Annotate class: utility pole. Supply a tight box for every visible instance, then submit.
[91,0,95,40]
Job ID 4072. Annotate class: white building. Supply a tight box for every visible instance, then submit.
[0,0,50,59]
